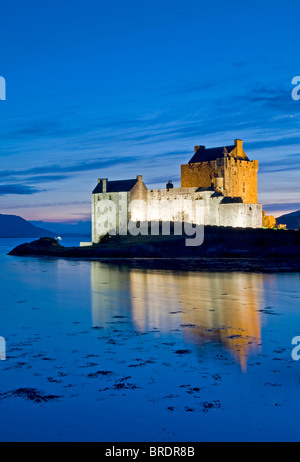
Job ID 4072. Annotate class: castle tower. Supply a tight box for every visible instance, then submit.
[181,139,258,204]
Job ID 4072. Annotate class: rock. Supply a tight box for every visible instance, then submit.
[8,237,62,256]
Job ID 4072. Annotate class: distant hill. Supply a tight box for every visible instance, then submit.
[276,210,300,230]
[30,220,91,237]
[0,214,56,238]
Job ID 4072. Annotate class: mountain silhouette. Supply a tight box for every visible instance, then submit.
[0,214,56,238]
[276,210,300,230]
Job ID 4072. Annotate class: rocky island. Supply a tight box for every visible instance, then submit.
[8,226,300,272]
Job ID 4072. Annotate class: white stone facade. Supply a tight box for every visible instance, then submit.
[91,176,262,243]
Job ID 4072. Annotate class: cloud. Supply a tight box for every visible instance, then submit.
[246,136,300,151]
[259,152,300,173]
[25,175,71,183]
[167,81,218,95]
[0,156,140,181]
[243,84,296,112]
[263,202,300,213]
[0,184,42,195]
[0,112,169,144]
[1,200,90,209]
[0,120,87,141]
[146,174,180,184]
[1,82,298,163]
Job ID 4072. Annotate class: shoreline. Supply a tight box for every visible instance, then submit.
[43,257,300,273]
[7,228,300,272]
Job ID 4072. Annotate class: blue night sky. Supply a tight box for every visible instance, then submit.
[0,0,299,222]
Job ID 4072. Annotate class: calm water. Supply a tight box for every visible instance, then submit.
[0,237,300,441]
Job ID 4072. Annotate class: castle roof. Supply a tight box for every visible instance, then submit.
[188,144,249,163]
[93,178,138,194]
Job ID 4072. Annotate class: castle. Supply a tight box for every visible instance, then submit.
[90,139,263,243]
[181,139,258,204]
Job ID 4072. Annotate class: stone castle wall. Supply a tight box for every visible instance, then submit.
[181,158,258,204]
[91,140,262,243]
[262,210,276,229]
[181,140,258,204]
[131,187,262,230]
[223,158,258,204]
[92,185,262,242]
[181,162,218,190]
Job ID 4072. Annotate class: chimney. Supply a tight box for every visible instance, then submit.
[234,139,243,153]
[137,175,143,182]
[99,178,108,193]
[194,145,205,153]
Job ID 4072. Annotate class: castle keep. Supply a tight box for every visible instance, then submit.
[181,139,258,204]
[90,140,263,243]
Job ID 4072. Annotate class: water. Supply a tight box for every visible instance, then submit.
[0,237,300,441]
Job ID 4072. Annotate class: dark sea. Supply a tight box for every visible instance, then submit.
[0,237,300,441]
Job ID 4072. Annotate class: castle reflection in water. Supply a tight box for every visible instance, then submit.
[91,262,266,371]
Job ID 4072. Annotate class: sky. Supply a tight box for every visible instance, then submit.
[0,0,299,222]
